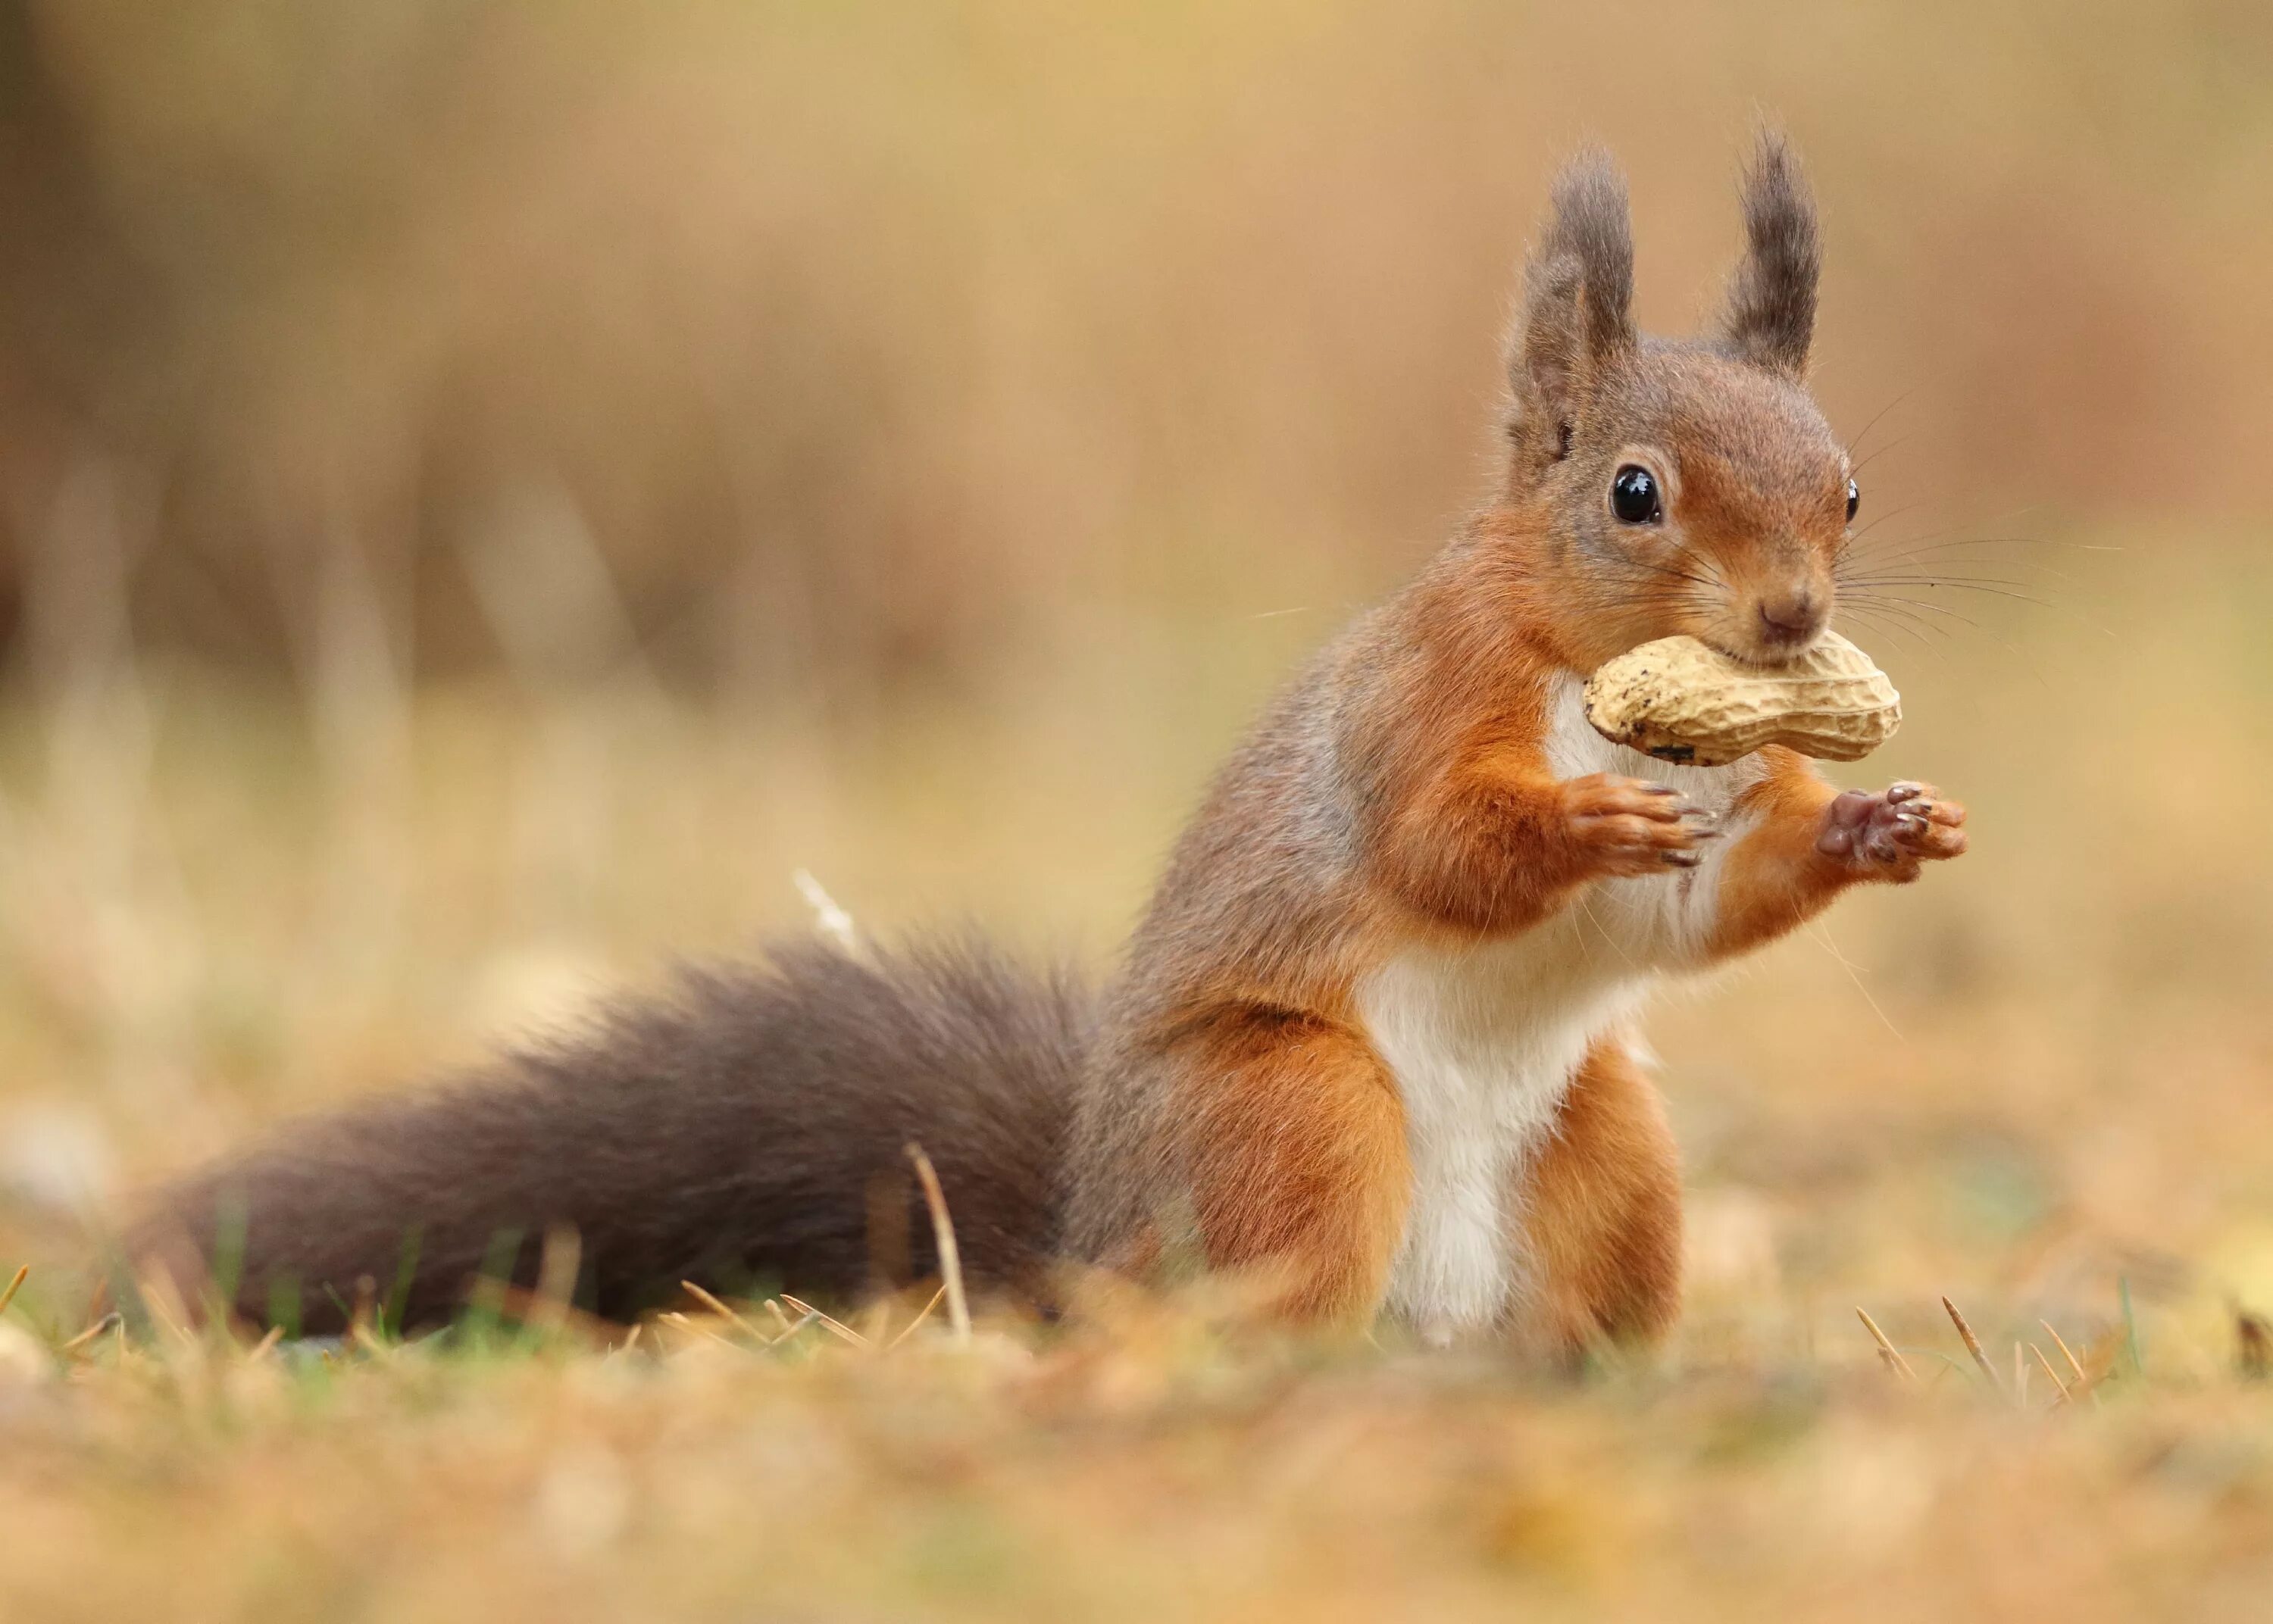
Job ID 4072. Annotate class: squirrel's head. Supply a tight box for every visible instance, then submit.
[1499,133,1852,672]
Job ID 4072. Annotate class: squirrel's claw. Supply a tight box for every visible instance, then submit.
[1816,782,1968,876]
[1561,772,1713,879]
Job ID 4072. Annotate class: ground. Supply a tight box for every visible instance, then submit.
[2,533,2270,1621]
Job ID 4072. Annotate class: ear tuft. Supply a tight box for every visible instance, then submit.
[1716,130,1820,377]
[1507,148,1636,450]
[1536,148,1636,364]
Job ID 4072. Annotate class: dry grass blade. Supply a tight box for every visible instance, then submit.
[886,1284,949,1351]
[758,1298,822,1347]
[245,1326,285,1362]
[1942,1297,2003,1393]
[349,1273,380,1341]
[1856,1307,1917,1382]
[0,1265,28,1319]
[467,1282,617,1348]
[907,1142,972,1345]
[657,1310,739,1352]
[2029,1342,2073,1406]
[350,1318,397,1360]
[135,1271,195,1350]
[61,1313,123,1356]
[680,1280,762,1340]
[2042,1320,2088,1388]
[777,1294,870,1349]
[527,1227,582,1338]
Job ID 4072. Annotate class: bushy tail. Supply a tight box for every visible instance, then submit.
[126,936,1090,1334]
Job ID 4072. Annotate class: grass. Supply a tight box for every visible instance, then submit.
[3,529,2273,1618]
[1,1275,2268,1622]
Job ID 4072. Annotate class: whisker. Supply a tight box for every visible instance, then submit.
[1841,540,2079,583]
[1849,434,1914,476]
[1838,570,2046,592]
[1844,390,1915,459]
[1839,502,1928,549]
[1837,604,1944,653]
[1843,579,2055,610]
[1837,610,1968,682]
[1844,592,1983,631]
[1841,597,1959,641]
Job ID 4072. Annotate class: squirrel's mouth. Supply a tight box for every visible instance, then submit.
[1702,614,1834,670]
[1702,639,1809,672]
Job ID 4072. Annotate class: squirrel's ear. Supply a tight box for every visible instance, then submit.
[1507,149,1635,448]
[1715,131,1819,378]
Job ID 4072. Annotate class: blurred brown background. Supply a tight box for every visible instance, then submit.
[2,0,2265,689]
[2,0,2271,1361]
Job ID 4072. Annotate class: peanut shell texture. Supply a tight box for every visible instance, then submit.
[1581,631,1901,767]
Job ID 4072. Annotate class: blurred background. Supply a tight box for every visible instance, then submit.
[1,0,2271,1366]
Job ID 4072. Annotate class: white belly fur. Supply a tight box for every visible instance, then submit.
[1361,676,1767,1342]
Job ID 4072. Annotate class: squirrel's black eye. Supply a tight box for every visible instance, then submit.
[1609,464,1661,525]
[1845,477,1860,523]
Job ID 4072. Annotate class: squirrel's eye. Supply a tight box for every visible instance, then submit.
[1609,464,1661,525]
[1845,477,1860,523]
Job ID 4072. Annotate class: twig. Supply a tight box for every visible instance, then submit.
[0,1265,27,1319]
[1856,1307,1916,1382]
[1942,1297,2003,1393]
[906,1143,972,1345]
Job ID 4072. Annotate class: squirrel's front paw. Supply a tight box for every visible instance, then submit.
[1559,773,1717,879]
[1815,782,1967,879]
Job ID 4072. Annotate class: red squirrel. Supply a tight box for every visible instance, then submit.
[127,135,1965,1351]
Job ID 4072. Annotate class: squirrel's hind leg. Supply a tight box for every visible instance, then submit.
[1513,1035,1683,1357]
[1165,1008,1411,1328]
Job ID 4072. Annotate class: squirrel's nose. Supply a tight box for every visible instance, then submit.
[1755,589,1827,648]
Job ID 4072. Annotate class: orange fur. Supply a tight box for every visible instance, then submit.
[1707,749,1848,959]
[1709,753,1968,961]
[1517,1036,1684,1354]
[1168,1007,1410,1326]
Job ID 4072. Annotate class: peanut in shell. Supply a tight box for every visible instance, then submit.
[1581,631,1901,767]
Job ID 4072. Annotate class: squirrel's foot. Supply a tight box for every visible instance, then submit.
[1815,781,1967,879]
[1559,773,1718,879]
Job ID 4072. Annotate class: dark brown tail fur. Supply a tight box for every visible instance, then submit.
[126,936,1090,1334]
